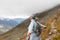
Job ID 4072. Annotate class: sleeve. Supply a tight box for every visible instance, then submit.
[37,21,46,28]
[28,21,34,33]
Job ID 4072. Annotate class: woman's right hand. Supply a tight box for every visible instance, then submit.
[27,32,31,37]
[27,32,31,40]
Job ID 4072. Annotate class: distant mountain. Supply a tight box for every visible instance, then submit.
[13,18,25,24]
[0,18,25,34]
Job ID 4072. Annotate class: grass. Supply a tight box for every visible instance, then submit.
[41,10,60,40]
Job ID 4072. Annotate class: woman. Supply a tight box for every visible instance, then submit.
[26,16,46,40]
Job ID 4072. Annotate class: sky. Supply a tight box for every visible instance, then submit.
[0,0,60,18]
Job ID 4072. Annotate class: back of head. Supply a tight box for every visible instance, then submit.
[29,15,39,21]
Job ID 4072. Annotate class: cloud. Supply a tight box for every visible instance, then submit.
[0,0,60,18]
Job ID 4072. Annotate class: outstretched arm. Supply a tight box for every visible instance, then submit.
[37,21,46,28]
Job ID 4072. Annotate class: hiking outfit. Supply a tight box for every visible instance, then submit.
[27,19,46,40]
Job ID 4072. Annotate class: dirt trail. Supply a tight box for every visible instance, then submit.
[45,20,57,40]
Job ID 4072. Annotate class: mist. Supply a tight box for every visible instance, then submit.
[0,0,60,18]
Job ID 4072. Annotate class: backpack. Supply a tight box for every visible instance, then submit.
[33,21,42,36]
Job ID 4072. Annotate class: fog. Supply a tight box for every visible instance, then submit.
[0,0,60,18]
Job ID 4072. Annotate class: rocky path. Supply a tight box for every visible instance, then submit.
[45,20,57,40]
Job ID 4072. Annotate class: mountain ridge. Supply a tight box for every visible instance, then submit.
[0,18,25,34]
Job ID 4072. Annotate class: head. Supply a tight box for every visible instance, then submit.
[29,16,36,20]
[29,16,39,21]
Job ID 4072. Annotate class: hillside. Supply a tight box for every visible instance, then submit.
[0,18,24,34]
[20,5,60,40]
[0,5,60,40]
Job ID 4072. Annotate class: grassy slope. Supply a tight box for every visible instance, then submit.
[0,5,60,40]
[53,15,60,40]
[41,9,60,40]
[20,5,60,40]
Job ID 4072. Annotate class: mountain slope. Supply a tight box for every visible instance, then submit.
[0,18,25,34]
[0,5,60,40]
